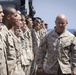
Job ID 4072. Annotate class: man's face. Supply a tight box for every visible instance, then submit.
[0,5,4,22]
[55,18,67,33]
[21,24,27,33]
[41,21,46,29]
[14,14,23,37]
[21,15,27,32]
[21,15,26,26]
[9,10,18,26]
[27,18,33,28]
[15,13,22,29]
[36,23,40,31]
[36,19,41,29]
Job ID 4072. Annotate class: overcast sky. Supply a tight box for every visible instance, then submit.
[33,0,76,29]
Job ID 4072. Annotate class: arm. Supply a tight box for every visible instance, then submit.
[71,37,76,75]
[36,35,47,68]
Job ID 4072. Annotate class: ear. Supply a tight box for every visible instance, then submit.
[55,21,57,25]
[66,21,68,24]
[7,15,10,20]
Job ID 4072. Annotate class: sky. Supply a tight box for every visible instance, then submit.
[33,0,76,29]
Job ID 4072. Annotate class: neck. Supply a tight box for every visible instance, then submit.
[10,26,15,34]
[55,27,65,33]
[55,29,65,36]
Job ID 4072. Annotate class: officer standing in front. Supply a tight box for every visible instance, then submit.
[36,14,76,75]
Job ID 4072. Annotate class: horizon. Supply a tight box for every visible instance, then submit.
[47,29,75,34]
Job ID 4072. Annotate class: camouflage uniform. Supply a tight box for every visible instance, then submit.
[0,23,16,75]
[0,24,18,75]
[36,29,76,75]
[32,29,40,55]
[0,23,8,75]
[39,28,47,39]
[31,29,41,75]
[19,30,28,66]
[0,32,7,75]
[74,30,76,37]
[24,28,34,61]
[9,30,25,75]
[23,27,34,75]
[39,28,47,69]
[19,29,31,75]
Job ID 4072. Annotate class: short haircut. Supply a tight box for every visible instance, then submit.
[3,7,16,16]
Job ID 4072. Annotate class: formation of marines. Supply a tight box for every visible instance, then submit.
[0,4,76,75]
[0,5,47,75]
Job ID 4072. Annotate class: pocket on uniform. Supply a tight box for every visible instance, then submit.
[7,39,15,54]
[61,41,71,54]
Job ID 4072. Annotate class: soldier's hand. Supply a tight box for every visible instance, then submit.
[37,67,45,74]
[72,72,76,75]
